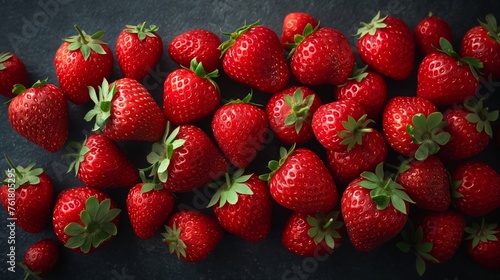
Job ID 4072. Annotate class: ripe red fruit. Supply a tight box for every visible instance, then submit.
[8,79,68,152]
[116,22,163,81]
[0,52,28,98]
[465,218,500,270]
[414,13,453,56]
[54,25,114,105]
[19,239,59,279]
[281,12,319,51]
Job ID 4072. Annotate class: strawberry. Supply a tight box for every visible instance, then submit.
[19,239,59,279]
[84,78,166,142]
[66,134,139,188]
[289,25,355,86]
[54,25,114,105]
[341,163,414,252]
[163,58,220,125]
[116,22,163,81]
[451,161,500,217]
[281,12,319,51]
[219,21,290,93]
[146,123,228,192]
[212,93,268,168]
[282,211,344,257]
[461,14,500,79]
[162,210,223,262]
[168,29,222,73]
[334,65,388,119]
[0,156,53,233]
[356,11,415,80]
[260,145,338,213]
[52,186,121,254]
[465,218,500,270]
[208,169,272,242]
[0,52,28,98]
[382,96,450,161]
[438,98,498,162]
[417,38,482,107]
[8,79,68,153]
[266,86,322,145]
[414,13,453,56]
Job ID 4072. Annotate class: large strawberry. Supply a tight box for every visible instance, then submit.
[280,12,319,51]
[465,218,500,270]
[417,38,482,106]
[219,21,290,93]
[0,52,28,98]
[162,210,223,262]
[54,25,114,105]
[19,239,59,279]
[0,156,53,233]
[66,134,139,188]
[8,79,68,152]
[356,11,415,80]
[207,169,272,242]
[414,13,453,56]
[52,186,121,254]
[260,145,338,213]
[84,78,166,142]
[163,58,220,125]
[116,22,163,81]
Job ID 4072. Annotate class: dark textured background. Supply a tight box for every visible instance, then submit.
[1,0,500,279]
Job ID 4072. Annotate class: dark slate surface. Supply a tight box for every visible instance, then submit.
[1,0,500,279]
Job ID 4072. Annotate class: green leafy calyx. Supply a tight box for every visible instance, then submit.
[162,223,187,259]
[465,218,499,249]
[187,58,220,90]
[478,14,500,44]
[126,22,159,41]
[406,112,451,161]
[207,168,254,208]
[84,78,117,132]
[64,24,107,61]
[344,64,369,84]
[138,167,164,194]
[18,261,43,280]
[397,223,439,276]
[284,88,315,134]
[357,11,387,38]
[219,20,260,57]
[338,114,374,152]
[64,137,90,177]
[464,98,499,137]
[287,22,320,58]
[224,91,261,106]
[259,144,295,182]
[307,211,343,250]
[437,37,483,80]
[0,52,13,71]
[3,154,43,190]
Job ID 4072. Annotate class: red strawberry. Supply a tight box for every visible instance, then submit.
[116,22,163,81]
[382,96,450,161]
[219,21,290,93]
[356,12,415,80]
[414,13,453,56]
[341,163,414,252]
[52,186,121,254]
[212,93,268,168]
[282,211,344,257]
[163,58,221,125]
[162,210,223,262]
[0,52,28,98]
[8,79,68,152]
[465,218,500,270]
[168,29,222,73]
[66,134,139,188]
[208,169,272,242]
[417,38,482,107]
[266,86,322,145]
[281,12,319,51]
[54,25,114,105]
[461,14,500,79]
[0,156,53,233]
[451,161,500,217]
[290,26,355,86]
[19,239,59,279]
[84,78,166,142]
[260,145,338,213]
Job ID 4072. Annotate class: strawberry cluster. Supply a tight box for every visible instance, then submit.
[1,11,500,278]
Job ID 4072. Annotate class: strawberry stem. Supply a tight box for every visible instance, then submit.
[74,24,88,44]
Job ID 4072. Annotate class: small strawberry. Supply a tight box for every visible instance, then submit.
[356,11,415,80]
[52,186,121,254]
[8,79,68,152]
[168,29,222,73]
[116,22,163,81]
[260,145,338,213]
[465,218,500,270]
[219,21,290,93]
[0,52,28,98]
[162,210,223,262]
[0,156,53,233]
[163,58,220,125]
[281,12,319,51]
[84,78,166,142]
[266,86,322,145]
[66,134,139,188]
[19,239,59,279]
[417,38,482,107]
[414,12,453,56]
[208,169,272,242]
[54,25,114,105]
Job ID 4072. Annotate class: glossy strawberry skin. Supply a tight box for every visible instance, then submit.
[0,172,54,233]
[0,53,28,98]
[414,15,453,56]
[168,29,222,73]
[291,27,355,86]
[281,12,319,51]
[22,239,59,277]
[461,25,500,79]
[466,224,500,270]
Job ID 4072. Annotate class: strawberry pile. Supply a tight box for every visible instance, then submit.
[1,10,500,279]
